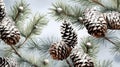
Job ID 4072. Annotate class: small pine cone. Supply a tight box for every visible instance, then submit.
[70,51,94,67]
[0,17,20,45]
[104,11,120,29]
[0,57,17,67]
[61,21,77,48]
[49,41,72,60]
[0,0,6,21]
[83,8,107,38]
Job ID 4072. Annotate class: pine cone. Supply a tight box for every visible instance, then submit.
[0,0,6,21]
[0,57,17,67]
[0,17,20,45]
[83,8,107,38]
[104,11,120,29]
[49,41,72,60]
[70,51,94,67]
[61,21,77,48]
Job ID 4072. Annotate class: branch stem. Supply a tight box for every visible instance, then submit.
[14,10,20,22]
[17,37,28,48]
[104,37,119,47]
[66,59,72,67]
[10,45,38,67]
[92,0,105,8]
[17,24,35,48]
[10,45,22,58]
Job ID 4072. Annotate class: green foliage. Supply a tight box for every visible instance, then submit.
[8,0,31,35]
[80,36,99,58]
[0,41,14,57]
[50,0,73,21]
[49,0,85,29]
[72,0,102,8]
[95,60,113,67]
[91,30,119,46]
[17,35,69,67]
[9,0,31,23]
[72,0,120,12]
[22,14,48,38]
[111,41,120,56]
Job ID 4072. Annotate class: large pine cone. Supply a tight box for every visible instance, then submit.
[49,41,72,60]
[83,8,107,38]
[70,51,94,67]
[104,11,120,29]
[0,17,20,45]
[61,21,77,48]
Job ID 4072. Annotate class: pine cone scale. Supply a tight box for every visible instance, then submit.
[61,21,77,48]
[83,8,107,38]
[0,17,20,45]
[49,41,72,60]
[104,11,120,29]
[70,50,94,67]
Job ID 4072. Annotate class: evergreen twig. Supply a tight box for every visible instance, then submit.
[9,0,30,23]
[18,14,48,48]
[80,37,99,58]
[10,45,22,58]
[104,37,119,47]
[17,28,33,48]
[116,0,119,8]
[92,0,105,8]
[10,45,38,67]
[95,60,112,67]
[14,8,21,22]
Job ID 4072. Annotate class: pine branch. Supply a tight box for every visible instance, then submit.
[72,0,118,12]
[117,0,119,8]
[49,1,85,29]
[14,8,21,22]
[71,0,102,8]
[18,14,48,48]
[22,14,48,38]
[92,30,120,46]
[17,37,27,48]
[110,40,120,56]
[10,45,39,67]
[17,27,34,48]
[95,60,113,67]
[17,36,61,67]
[104,37,119,47]
[49,1,74,21]
[10,45,22,58]
[80,37,99,58]
[26,38,43,51]
[9,0,31,37]
[9,0,31,23]
[0,44,13,57]
[91,0,105,8]
[111,45,120,56]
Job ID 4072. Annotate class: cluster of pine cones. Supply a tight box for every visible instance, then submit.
[49,21,94,67]
[49,21,77,60]
[83,7,120,38]
[0,1,20,66]
[0,0,20,45]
